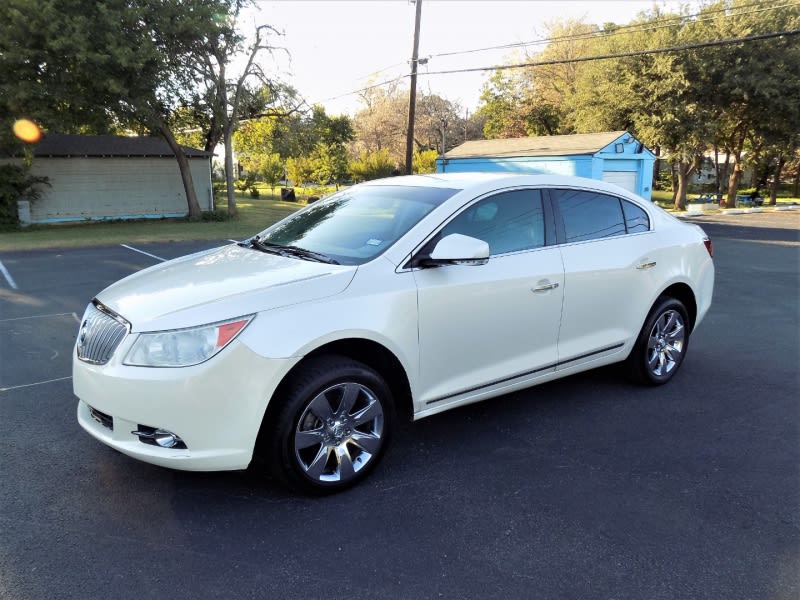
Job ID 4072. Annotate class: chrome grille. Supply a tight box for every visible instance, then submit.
[76,303,129,365]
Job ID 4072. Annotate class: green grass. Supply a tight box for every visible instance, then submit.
[0,192,306,252]
[3,186,797,252]
[650,189,799,210]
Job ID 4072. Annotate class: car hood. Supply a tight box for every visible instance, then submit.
[95,244,356,331]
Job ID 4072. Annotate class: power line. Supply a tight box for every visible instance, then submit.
[428,0,797,59]
[305,3,799,109]
[312,28,799,104]
[296,0,795,95]
[421,29,800,76]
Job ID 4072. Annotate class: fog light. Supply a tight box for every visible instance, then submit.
[154,431,180,448]
[131,426,187,449]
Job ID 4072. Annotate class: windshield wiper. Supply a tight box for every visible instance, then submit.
[239,236,282,255]
[239,237,339,264]
[280,245,340,264]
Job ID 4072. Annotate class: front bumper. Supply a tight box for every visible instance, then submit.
[74,340,295,471]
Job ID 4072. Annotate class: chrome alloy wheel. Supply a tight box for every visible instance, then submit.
[294,382,385,484]
[646,309,686,377]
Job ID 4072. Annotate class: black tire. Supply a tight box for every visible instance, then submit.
[626,297,690,386]
[258,355,394,495]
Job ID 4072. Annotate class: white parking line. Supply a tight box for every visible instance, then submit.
[0,259,18,289]
[120,244,166,262]
[0,376,72,393]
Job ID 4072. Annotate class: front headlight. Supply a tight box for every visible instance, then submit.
[124,316,254,367]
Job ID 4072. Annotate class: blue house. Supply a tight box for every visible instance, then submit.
[437,131,656,200]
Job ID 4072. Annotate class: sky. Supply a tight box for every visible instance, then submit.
[243,0,678,116]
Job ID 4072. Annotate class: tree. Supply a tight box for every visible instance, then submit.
[193,13,285,217]
[352,85,464,169]
[413,94,464,154]
[477,20,599,139]
[311,143,350,188]
[0,164,49,229]
[234,102,353,190]
[476,69,531,139]
[349,150,395,182]
[0,0,122,139]
[286,155,315,188]
[259,153,285,193]
[234,117,279,172]
[570,8,712,209]
[413,149,438,174]
[306,107,355,187]
[690,0,800,207]
[0,0,244,218]
[529,19,601,134]
[352,82,408,167]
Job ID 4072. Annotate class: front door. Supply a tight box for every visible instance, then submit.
[412,189,564,409]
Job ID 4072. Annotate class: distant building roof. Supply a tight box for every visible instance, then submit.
[29,133,212,158]
[443,131,631,159]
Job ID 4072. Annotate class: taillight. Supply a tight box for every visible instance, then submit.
[703,238,713,258]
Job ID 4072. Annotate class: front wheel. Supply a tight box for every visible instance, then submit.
[259,355,394,494]
[626,297,690,385]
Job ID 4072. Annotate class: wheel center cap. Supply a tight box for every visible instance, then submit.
[328,419,352,443]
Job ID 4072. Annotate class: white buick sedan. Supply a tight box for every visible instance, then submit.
[74,173,714,493]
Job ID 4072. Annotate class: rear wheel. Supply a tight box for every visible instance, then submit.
[627,297,690,385]
[260,355,394,494]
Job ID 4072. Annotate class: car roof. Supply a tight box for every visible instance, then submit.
[360,172,639,198]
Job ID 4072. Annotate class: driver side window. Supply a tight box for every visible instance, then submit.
[441,189,545,255]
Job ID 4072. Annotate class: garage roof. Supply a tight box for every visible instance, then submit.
[29,133,212,158]
[443,131,629,159]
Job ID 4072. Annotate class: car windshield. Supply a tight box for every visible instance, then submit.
[253,184,459,265]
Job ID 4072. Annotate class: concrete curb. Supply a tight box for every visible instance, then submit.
[675,204,799,218]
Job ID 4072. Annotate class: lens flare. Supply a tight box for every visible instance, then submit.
[12,119,42,143]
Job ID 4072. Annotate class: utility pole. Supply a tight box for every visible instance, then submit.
[440,117,447,173]
[404,0,422,175]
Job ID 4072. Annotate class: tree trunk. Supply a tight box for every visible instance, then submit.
[224,125,237,217]
[725,128,748,209]
[157,120,202,218]
[670,160,679,203]
[652,155,661,191]
[726,161,743,209]
[715,149,727,200]
[769,154,785,206]
[674,161,690,210]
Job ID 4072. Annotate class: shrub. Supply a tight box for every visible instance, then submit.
[200,208,230,222]
[0,164,50,229]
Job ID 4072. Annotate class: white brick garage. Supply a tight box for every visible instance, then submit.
[20,134,213,224]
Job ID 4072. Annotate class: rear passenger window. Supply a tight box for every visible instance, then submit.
[622,200,650,232]
[554,190,626,243]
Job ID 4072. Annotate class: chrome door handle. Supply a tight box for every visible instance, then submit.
[532,282,559,292]
[636,261,657,270]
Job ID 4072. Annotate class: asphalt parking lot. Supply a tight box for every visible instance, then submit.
[1,212,798,599]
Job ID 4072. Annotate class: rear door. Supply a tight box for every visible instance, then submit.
[549,188,662,367]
